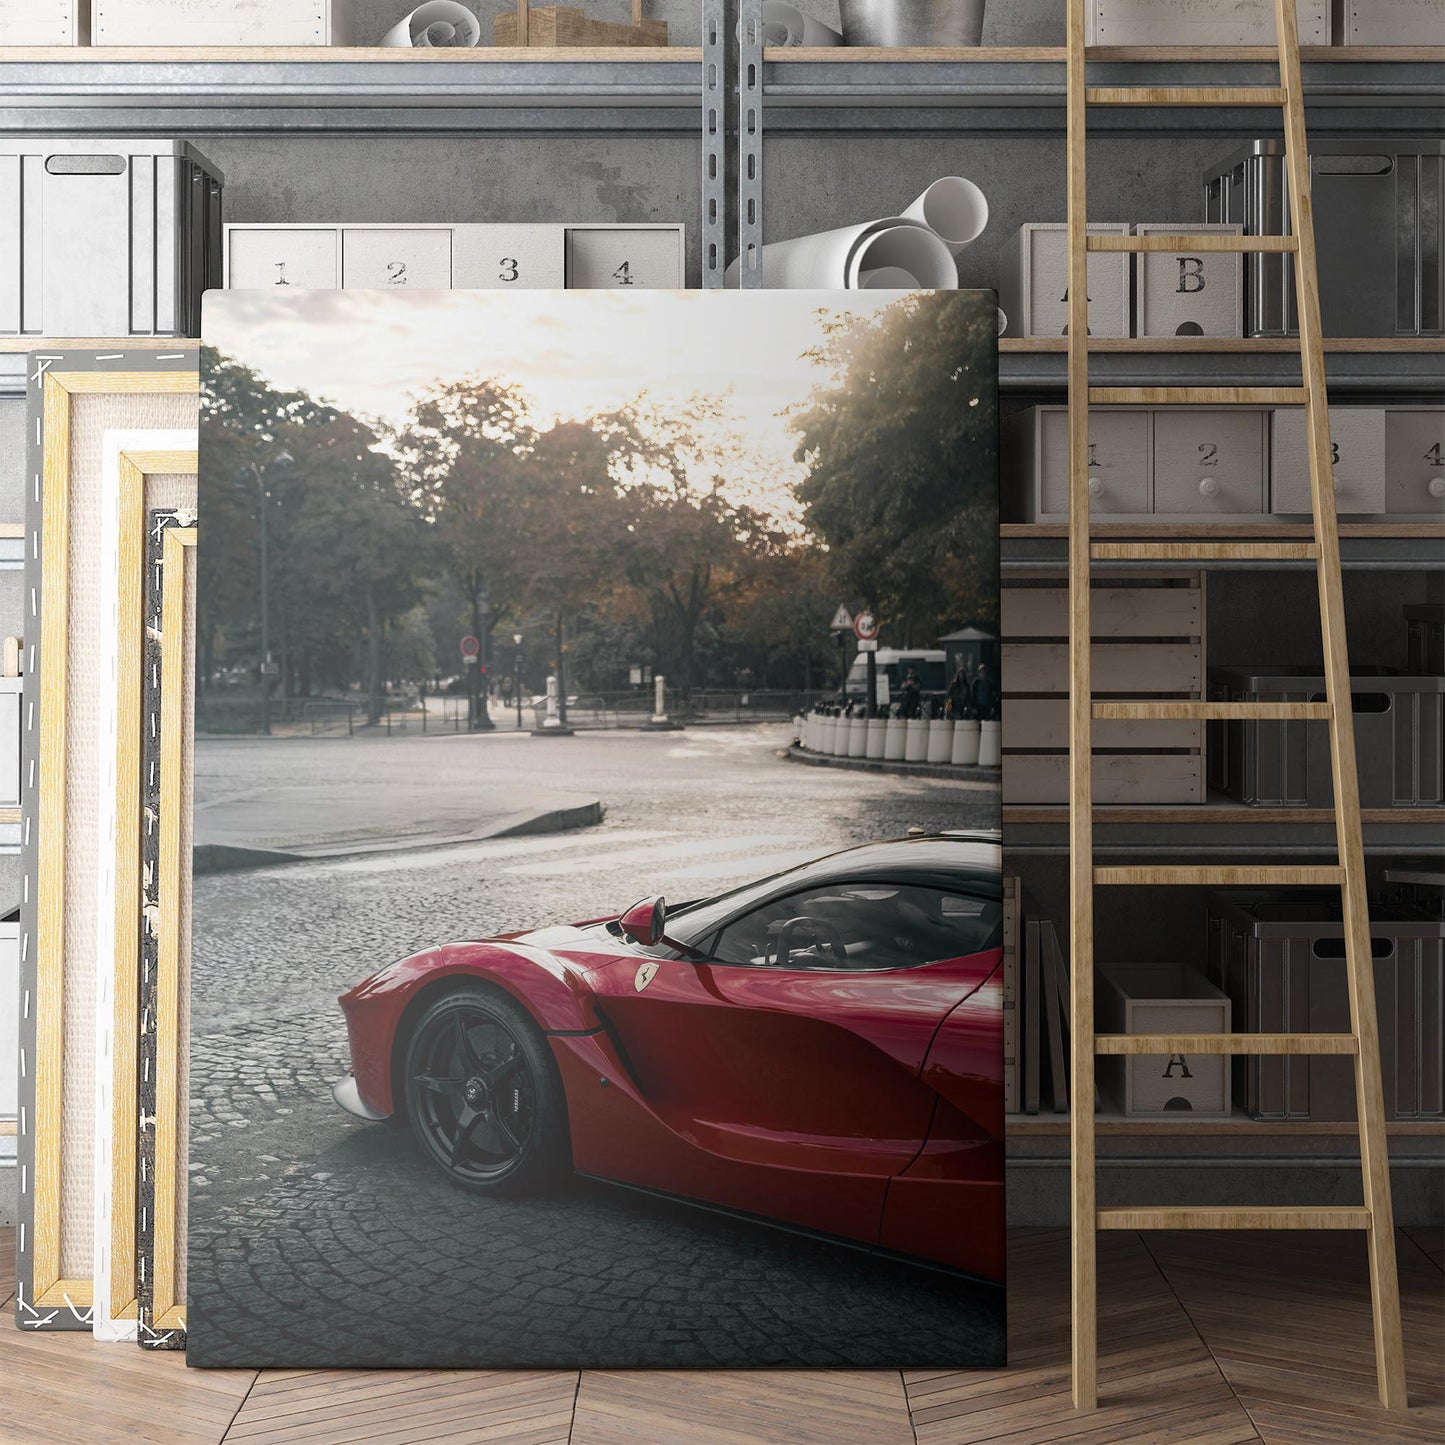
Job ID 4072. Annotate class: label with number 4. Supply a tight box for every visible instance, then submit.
[566,228,683,290]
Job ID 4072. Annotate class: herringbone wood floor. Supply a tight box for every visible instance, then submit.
[2,1226,1440,1444]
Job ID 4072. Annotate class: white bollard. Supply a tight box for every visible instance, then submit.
[884,715,907,761]
[651,673,670,725]
[866,716,886,759]
[904,716,928,763]
[847,714,868,758]
[927,718,954,764]
[978,718,1002,767]
[952,718,981,766]
[793,714,804,746]
[819,715,834,754]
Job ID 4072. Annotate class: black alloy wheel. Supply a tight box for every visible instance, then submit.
[403,985,567,1193]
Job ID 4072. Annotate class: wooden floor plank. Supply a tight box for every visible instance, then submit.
[0,1225,1438,1443]
[570,1370,914,1445]
[1403,1226,1444,1273]
[1144,1229,1445,1445]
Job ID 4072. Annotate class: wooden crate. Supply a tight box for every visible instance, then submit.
[93,0,353,44]
[1332,0,1444,44]
[1002,574,1206,806]
[0,0,85,43]
[494,1,667,46]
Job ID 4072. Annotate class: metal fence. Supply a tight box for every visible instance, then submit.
[531,688,811,730]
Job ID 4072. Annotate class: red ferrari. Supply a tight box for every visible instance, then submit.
[333,833,1005,1283]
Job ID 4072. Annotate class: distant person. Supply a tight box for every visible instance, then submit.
[945,664,973,720]
[971,661,1000,722]
[899,668,922,720]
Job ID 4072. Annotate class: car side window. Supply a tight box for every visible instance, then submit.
[708,883,1001,972]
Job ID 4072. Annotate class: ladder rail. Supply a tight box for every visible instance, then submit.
[1065,0,1097,1413]
[1273,0,1407,1408]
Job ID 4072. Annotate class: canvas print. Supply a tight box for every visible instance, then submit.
[190,287,1003,1368]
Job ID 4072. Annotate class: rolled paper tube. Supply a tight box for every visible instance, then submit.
[761,1,844,46]
[382,1,482,46]
[901,176,989,255]
[725,217,956,290]
[997,307,1008,336]
[857,266,921,289]
[845,223,957,290]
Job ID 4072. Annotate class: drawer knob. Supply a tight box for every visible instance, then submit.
[1197,476,1219,498]
[1429,477,1445,500]
[1087,474,1105,498]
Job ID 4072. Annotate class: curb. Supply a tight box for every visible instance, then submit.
[194,798,604,875]
[784,744,1002,788]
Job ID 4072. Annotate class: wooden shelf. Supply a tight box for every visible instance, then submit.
[1001,522,1445,539]
[1004,805,1445,827]
[1007,1112,1445,1137]
[1000,337,1444,353]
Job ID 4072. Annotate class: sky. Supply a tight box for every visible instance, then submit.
[202,289,907,496]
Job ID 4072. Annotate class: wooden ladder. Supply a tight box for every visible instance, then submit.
[1064,0,1407,1412]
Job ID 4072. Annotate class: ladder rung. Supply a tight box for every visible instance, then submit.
[1089,387,1308,405]
[1097,1207,1371,1231]
[1094,866,1345,886]
[1086,86,1287,107]
[1095,1033,1358,1056]
[1090,541,1321,562]
[1093,701,1331,721]
[1087,234,1297,253]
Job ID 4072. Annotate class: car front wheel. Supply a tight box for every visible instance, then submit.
[402,984,567,1194]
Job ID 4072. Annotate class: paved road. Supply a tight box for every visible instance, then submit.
[186,726,1004,1368]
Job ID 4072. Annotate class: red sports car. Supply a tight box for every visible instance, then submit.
[333,833,1005,1283]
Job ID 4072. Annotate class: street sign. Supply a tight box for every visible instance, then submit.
[853,610,879,641]
[460,635,480,658]
[857,638,879,652]
[829,605,853,632]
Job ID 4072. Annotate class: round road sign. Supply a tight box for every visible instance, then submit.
[853,611,879,641]
[460,635,480,658]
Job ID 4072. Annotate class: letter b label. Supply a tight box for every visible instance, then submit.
[1176,257,1206,295]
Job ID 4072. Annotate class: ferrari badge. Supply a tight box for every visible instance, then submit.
[634,961,660,992]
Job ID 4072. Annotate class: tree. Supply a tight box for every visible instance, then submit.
[790,294,999,646]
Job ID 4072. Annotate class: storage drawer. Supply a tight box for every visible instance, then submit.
[227,226,340,290]
[996,224,1131,339]
[1089,0,1328,43]
[1003,406,1149,521]
[1002,583,1201,639]
[1097,965,1231,1119]
[1384,407,1445,514]
[0,0,84,42]
[1003,752,1203,805]
[0,676,18,810]
[1003,698,1201,752]
[1134,223,1243,339]
[1152,408,1266,515]
[453,225,566,289]
[565,225,685,289]
[0,914,15,1123]
[342,227,452,290]
[1004,642,1202,695]
[93,0,353,44]
[1332,0,1445,43]
[1271,407,1386,515]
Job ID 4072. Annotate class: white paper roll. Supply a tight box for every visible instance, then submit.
[382,1,481,47]
[997,307,1008,336]
[902,176,989,255]
[727,217,956,290]
[858,265,920,289]
[761,1,844,46]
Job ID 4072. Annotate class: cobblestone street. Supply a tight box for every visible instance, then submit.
[187,725,1004,1367]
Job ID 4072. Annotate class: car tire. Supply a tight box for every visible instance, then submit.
[402,983,569,1195]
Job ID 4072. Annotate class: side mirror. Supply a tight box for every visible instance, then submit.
[619,894,666,947]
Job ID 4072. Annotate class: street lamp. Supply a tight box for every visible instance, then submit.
[513,633,524,730]
[249,449,292,736]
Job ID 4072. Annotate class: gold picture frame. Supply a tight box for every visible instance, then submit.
[17,355,198,1330]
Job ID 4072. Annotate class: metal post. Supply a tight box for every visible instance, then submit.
[702,0,727,289]
[737,0,763,289]
[514,633,524,730]
[253,462,271,736]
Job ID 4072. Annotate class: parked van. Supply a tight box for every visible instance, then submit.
[845,648,947,707]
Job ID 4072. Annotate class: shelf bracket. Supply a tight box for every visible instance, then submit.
[701,0,726,289]
[737,0,763,288]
